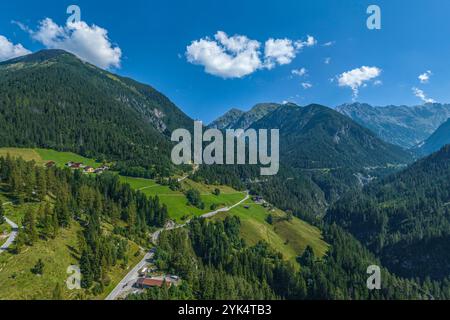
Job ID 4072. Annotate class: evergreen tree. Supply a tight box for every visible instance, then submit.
[23,208,38,245]
[0,204,5,225]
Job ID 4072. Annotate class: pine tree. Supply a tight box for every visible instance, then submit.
[36,168,47,201]
[0,204,5,225]
[23,208,38,245]
[80,250,93,289]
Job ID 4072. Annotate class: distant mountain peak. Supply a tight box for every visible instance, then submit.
[209,102,280,130]
[0,49,76,65]
[336,102,450,148]
[416,118,450,155]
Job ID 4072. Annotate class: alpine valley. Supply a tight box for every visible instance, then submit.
[0,50,449,301]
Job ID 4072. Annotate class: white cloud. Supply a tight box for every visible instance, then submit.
[412,87,435,104]
[264,36,316,69]
[26,18,121,69]
[418,70,432,83]
[0,35,31,62]
[323,41,335,47]
[374,80,383,86]
[186,31,262,78]
[264,38,296,69]
[301,82,312,89]
[296,35,317,49]
[324,57,331,65]
[337,66,381,99]
[291,67,307,77]
[186,32,316,78]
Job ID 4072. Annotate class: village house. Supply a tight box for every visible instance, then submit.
[84,166,95,174]
[136,278,171,289]
[252,196,265,204]
[69,163,84,169]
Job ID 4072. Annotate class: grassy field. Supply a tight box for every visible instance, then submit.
[0,148,43,163]
[120,176,247,222]
[215,199,329,263]
[0,218,87,300]
[0,216,143,300]
[35,149,100,168]
[0,147,101,168]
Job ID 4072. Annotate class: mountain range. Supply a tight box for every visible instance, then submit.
[201,103,412,220]
[336,102,450,149]
[248,103,411,170]
[209,103,280,130]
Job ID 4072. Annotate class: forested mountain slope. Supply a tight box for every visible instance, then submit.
[327,145,450,280]
[0,49,193,174]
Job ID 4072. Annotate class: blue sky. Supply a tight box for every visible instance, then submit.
[0,0,449,123]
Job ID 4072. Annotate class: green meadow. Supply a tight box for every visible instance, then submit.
[120,175,247,222]
[0,147,101,168]
[215,199,329,263]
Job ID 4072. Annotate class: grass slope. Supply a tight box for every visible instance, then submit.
[0,189,143,300]
[120,175,246,223]
[216,200,329,263]
[0,147,101,168]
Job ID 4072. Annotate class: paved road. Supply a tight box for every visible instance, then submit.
[201,192,249,219]
[151,191,249,243]
[107,192,249,300]
[105,249,156,300]
[0,202,18,255]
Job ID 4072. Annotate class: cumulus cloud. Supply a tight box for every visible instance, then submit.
[186,31,262,78]
[264,38,297,69]
[186,31,316,78]
[301,82,312,89]
[264,36,316,69]
[418,70,432,83]
[23,18,121,69]
[291,67,307,77]
[412,87,435,104]
[337,66,381,99]
[0,35,31,61]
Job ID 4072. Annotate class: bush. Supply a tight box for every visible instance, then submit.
[31,259,45,275]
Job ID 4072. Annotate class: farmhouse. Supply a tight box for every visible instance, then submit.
[84,166,95,174]
[69,163,84,169]
[136,278,171,289]
[252,196,264,204]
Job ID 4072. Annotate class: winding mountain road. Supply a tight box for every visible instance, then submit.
[0,202,18,255]
[106,191,249,300]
